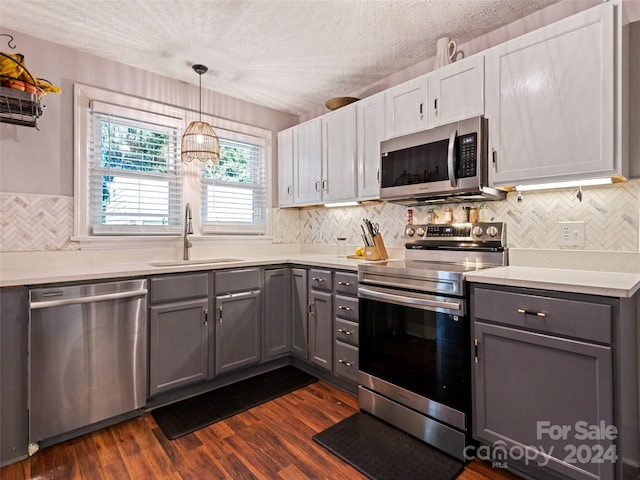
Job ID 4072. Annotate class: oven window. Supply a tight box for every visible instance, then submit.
[380,138,450,188]
[359,297,469,412]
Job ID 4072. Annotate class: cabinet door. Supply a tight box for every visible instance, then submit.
[384,75,428,139]
[263,269,291,359]
[0,287,28,465]
[277,128,294,207]
[149,298,209,396]
[215,291,260,375]
[309,290,333,371]
[322,104,357,202]
[291,268,309,360]
[473,321,613,480]
[293,118,322,206]
[429,55,484,127]
[486,3,615,186]
[356,93,384,200]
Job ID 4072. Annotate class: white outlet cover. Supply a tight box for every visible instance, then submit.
[558,221,585,246]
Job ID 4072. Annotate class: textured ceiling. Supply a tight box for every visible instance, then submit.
[1,0,559,115]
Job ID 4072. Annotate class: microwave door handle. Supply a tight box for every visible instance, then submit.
[447,129,458,187]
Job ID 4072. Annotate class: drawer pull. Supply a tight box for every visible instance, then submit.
[338,359,353,367]
[337,328,352,335]
[337,305,352,311]
[517,308,546,318]
[312,277,325,283]
[338,281,352,286]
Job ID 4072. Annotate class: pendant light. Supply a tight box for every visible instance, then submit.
[181,64,220,167]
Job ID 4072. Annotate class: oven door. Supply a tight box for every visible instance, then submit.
[358,284,470,428]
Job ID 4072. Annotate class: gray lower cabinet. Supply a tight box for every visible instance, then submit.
[471,284,616,480]
[0,287,28,466]
[333,271,359,383]
[263,267,308,361]
[290,268,308,360]
[215,268,260,375]
[149,273,210,397]
[309,268,333,371]
[263,268,291,359]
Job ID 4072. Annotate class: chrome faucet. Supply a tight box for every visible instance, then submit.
[183,202,193,260]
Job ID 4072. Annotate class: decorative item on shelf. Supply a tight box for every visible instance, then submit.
[0,34,62,128]
[181,64,220,168]
[433,37,457,69]
[325,96,359,111]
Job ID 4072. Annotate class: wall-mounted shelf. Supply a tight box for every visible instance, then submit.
[0,85,42,128]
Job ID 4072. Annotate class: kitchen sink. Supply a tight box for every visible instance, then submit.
[149,258,241,267]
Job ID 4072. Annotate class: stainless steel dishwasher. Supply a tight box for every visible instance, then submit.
[29,279,148,446]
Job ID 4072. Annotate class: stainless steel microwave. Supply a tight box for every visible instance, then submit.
[379,116,506,204]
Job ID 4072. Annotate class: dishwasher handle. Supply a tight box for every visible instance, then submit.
[30,288,148,309]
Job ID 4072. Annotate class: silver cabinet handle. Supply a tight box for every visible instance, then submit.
[337,328,352,335]
[447,128,458,188]
[312,277,324,283]
[337,281,352,286]
[337,305,352,311]
[338,359,353,367]
[517,308,547,318]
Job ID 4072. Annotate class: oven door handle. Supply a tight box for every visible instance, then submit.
[358,286,461,312]
[447,128,458,188]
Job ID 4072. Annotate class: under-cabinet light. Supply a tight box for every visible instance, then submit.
[516,177,613,192]
[323,201,359,208]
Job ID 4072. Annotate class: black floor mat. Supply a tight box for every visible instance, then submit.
[152,366,317,439]
[313,412,464,480]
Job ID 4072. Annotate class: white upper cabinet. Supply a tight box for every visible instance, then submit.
[322,104,357,203]
[486,2,618,187]
[356,92,384,200]
[384,75,428,139]
[293,117,322,206]
[428,55,484,127]
[277,127,294,207]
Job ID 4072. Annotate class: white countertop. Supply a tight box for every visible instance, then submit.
[0,252,369,288]
[465,266,640,298]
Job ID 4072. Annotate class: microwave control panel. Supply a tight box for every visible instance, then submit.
[457,133,477,178]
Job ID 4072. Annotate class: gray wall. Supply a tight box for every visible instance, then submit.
[0,28,298,198]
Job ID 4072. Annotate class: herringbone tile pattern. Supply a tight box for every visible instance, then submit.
[291,180,639,252]
[1,180,637,252]
[0,194,75,252]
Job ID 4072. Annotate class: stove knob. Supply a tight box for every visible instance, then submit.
[487,226,499,237]
[472,226,484,237]
[416,227,425,236]
[405,227,415,237]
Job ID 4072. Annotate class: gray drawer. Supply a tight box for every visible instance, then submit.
[473,287,612,344]
[215,268,260,294]
[336,318,358,346]
[309,269,332,292]
[335,271,358,296]
[150,273,209,303]
[334,341,358,382]
[334,295,358,322]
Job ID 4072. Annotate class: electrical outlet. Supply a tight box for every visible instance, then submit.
[558,221,585,246]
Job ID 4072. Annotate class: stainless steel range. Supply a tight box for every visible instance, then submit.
[357,222,507,461]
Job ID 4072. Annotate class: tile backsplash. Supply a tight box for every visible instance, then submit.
[2,179,638,252]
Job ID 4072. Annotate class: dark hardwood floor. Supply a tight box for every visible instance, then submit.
[1,381,520,479]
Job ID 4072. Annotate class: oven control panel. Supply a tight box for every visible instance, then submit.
[404,222,505,243]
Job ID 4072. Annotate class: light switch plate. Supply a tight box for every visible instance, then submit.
[558,221,585,246]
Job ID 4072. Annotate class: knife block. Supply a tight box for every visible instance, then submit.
[364,233,388,261]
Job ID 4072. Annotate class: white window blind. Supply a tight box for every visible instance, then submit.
[201,136,266,234]
[88,105,183,235]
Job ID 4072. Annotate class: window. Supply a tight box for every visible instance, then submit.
[201,133,267,234]
[88,108,183,235]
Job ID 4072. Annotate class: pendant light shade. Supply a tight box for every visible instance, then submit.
[181,64,220,167]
